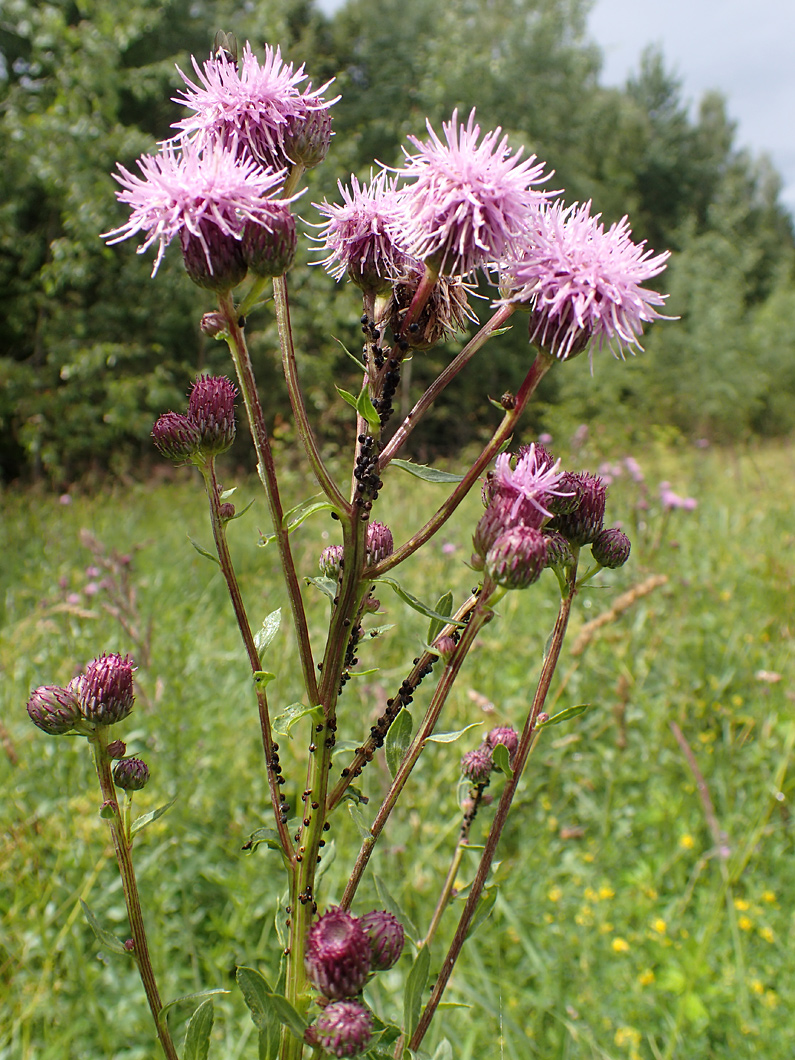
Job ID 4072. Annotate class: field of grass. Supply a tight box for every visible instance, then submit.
[2,435,794,1060]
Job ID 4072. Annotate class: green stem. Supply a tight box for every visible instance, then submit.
[200,459,294,861]
[91,729,178,1060]
[339,598,494,911]
[218,293,319,707]
[272,274,348,511]
[369,350,555,577]
[410,571,578,1052]
[379,303,517,470]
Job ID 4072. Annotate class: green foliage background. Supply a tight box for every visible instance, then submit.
[1,0,794,484]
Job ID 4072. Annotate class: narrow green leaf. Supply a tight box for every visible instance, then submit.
[160,988,229,1021]
[403,945,431,1044]
[538,703,591,727]
[356,387,382,430]
[385,709,413,779]
[242,827,283,854]
[377,577,466,627]
[465,887,497,939]
[236,967,279,1060]
[374,875,418,944]
[272,702,321,738]
[188,537,220,566]
[182,999,214,1060]
[79,899,128,955]
[364,623,394,638]
[335,385,359,411]
[254,608,281,654]
[219,487,237,501]
[333,335,367,371]
[258,495,337,544]
[432,1041,454,1060]
[265,993,306,1038]
[426,591,453,645]
[347,800,371,840]
[426,722,482,744]
[390,459,464,484]
[491,742,512,777]
[130,794,178,837]
[228,499,255,521]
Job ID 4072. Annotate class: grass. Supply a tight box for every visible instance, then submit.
[1,436,794,1060]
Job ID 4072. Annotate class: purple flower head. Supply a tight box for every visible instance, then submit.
[486,725,519,762]
[398,108,550,278]
[461,745,493,784]
[591,526,631,569]
[485,524,547,590]
[152,412,202,462]
[26,685,83,736]
[313,171,411,290]
[187,374,237,455]
[113,757,150,792]
[319,544,344,578]
[103,137,291,282]
[659,482,697,511]
[305,908,371,999]
[366,521,394,565]
[309,1000,373,1058]
[500,200,671,360]
[358,910,405,971]
[78,653,136,726]
[172,43,337,170]
[549,472,607,546]
[491,444,568,526]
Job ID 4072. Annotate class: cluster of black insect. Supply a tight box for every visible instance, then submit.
[338,619,363,696]
[360,313,407,429]
[353,433,382,513]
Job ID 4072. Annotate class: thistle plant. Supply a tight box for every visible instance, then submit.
[26,31,673,1060]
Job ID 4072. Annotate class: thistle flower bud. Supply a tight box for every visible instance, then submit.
[242,208,297,277]
[472,496,513,562]
[543,530,575,572]
[365,522,393,565]
[152,412,201,462]
[461,745,493,784]
[200,312,227,338]
[358,910,405,971]
[319,544,344,577]
[591,526,631,569]
[310,1000,373,1058]
[188,375,237,456]
[283,106,333,169]
[113,757,150,791]
[106,739,127,759]
[486,726,519,762]
[219,502,236,521]
[26,684,82,735]
[78,653,135,726]
[550,472,607,546]
[305,908,371,999]
[180,224,247,293]
[485,525,547,590]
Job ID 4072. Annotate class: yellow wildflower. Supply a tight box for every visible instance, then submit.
[638,969,655,986]
[612,937,630,953]
[738,916,753,932]
[733,897,750,911]
[680,834,695,850]
[759,926,774,943]
[547,885,563,903]
[652,918,667,935]
[599,885,615,900]
[762,890,776,904]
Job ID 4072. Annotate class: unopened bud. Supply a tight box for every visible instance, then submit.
[106,740,127,759]
[113,757,150,791]
[319,544,344,577]
[591,526,631,569]
[152,412,201,462]
[78,653,135,726]
[26,685,82,735]
[310,999,373,1058]
[358,910,404,971]
[242,208,297,277]
[485,525,547,590]
[461,745,493,784]
[188,375,237,456]
[305,908,371,999]
[200,312,227,338]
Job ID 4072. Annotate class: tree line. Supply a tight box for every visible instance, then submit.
[1,0,793,483]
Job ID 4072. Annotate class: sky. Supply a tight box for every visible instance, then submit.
[317,0,795,216]
[588,0,795,215]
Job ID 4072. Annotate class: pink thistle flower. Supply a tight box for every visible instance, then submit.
[500,200,671,360]
[103,138,292,280]
[659,482,697,511]
[398,108,550,278]
[172,43,336,169]
[313,171,411,290]
[491,444,568,525]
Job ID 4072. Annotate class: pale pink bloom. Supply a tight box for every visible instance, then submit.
[500,200,671,360]
[398,108,550,278]
[623,456,645,483]
[172,43,336,166]
[312,171,411,287]
[659,482,697,511]
[103,138,290,276]
[491,444,568,524]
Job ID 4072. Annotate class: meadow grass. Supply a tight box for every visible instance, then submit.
[1,436,794,1060]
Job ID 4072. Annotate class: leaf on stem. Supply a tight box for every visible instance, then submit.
[235,967,281,1060]
[425,722,482,745]
[347,800,372,840]
[188,537,220,567]
[241,826,284,854]
[376,577,467,627]
[259,496,338,545]
[385,708,413,779]
[272,701,322,737]
[130,794,178,837]
[254,608,281,654]
[161,988,230,1021]
[335,385,381,431]
[538,703,591,726]
[403,944,431,1045]
[426,591,453,645]
[390,459,464,484]
[491,742,512,777]
[182,999,214,1060]
[79,899,128,956]
[305,575,338,602]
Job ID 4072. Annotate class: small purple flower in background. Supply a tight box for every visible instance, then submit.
[172,43,336,169]
[59,494,72,505]
[623,456,645,483]
[659,482,697,511]
[313,171,410,290]
[398,108,550,278]
[538,432,553,445]
[102,138,290,282]
[500,199,670,361]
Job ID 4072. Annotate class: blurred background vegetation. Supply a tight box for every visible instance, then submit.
[2,0,794,487]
